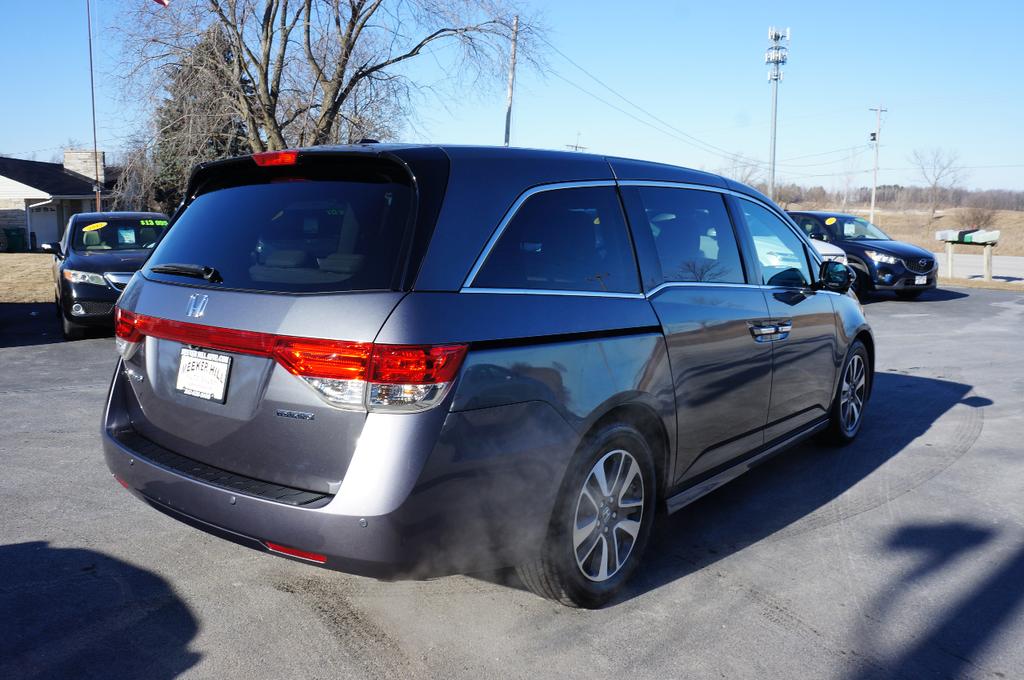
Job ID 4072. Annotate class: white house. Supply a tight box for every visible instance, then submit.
[0,150,110,250]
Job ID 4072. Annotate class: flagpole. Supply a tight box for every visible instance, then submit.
[85,0,101,211]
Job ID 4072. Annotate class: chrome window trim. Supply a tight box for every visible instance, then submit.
[645,281,765,297]
[460,178,828,300]
[460,287,646,300]
[461,180,619,289]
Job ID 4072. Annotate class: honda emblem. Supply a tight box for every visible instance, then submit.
[186,293,209,319]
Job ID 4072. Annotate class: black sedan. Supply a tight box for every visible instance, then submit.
[43,211,169,339]
[787,211,937,299]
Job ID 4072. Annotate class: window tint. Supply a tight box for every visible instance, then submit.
[72,217,168,251]
[633,187,745,284]
[738,200,812,287]
[146,170,413,293]
[793,214,828,239]
[472,186,640,293]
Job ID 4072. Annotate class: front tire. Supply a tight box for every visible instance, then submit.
[516,423,657,608]
[61,312,85,341]
[825,340,871,444]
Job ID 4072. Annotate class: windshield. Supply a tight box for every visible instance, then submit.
[830,215,891,241]
[72,217,168,251]
[144,168,414,293]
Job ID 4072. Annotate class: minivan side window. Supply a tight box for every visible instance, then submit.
[738,200,813,287]
[631,187,745,285]
[472,186,640,293]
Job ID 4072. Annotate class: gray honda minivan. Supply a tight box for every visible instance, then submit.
[103,145,872,608]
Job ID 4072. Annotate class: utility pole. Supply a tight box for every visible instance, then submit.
[85,0,101,211]
[765,26,789,201]
[503,15,519,147]
[868,105,887,225]
[566,132,587,152]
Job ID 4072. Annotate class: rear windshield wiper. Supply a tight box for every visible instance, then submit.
[150,263,223,283]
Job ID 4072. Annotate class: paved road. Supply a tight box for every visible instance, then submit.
[931,251,1024,283]
[2,288,1023,679]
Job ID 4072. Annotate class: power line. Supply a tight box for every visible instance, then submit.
[540,36,766,165]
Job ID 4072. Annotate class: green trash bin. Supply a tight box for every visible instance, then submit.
[2,227,27,252]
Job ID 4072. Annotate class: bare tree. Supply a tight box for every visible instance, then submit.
[117,0,541,152]
[909,148,965,218]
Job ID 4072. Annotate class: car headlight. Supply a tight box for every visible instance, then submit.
[63,269,107,286]
[865,250,899,265]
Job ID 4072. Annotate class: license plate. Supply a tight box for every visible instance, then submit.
[914,275,927,285]
[176,348,231,403]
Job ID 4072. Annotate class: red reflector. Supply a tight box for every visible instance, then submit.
[114,475,130,489]
[252,150,298,167]
[265,541,327,564]
[369,344,468,384]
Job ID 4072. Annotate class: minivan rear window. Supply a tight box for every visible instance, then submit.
[145,164,414,293]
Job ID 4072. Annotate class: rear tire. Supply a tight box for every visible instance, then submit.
[824,340,870,445]
[516,423,657,608]
[895,289,924,300]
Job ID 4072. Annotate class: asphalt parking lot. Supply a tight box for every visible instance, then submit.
[2,287,1022,680]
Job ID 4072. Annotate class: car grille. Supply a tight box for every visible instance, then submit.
[904,257,934,274]
[78,301,114,316]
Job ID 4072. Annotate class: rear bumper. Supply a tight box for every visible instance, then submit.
[103,427,420,577]
[102,362,579,578]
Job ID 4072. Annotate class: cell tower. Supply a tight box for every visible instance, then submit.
[765,27,790,201]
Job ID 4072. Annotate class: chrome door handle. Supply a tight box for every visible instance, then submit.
[748,320,793,342]
[749,322,778,342]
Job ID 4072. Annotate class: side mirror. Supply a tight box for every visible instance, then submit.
[41,242,62,256]
[810,232,831,243]
[814,260,854,293]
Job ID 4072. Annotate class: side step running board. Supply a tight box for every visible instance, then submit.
[664,419,829,514]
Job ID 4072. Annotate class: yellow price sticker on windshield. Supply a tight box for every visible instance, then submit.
[825,217,837,226]
[82,222,108,232]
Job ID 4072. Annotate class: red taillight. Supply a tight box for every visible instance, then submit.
[273,338,372,381]
[113,311,468,410]
[369,344,468,384]
[114,307,142,342]
[252,150,298,167]
[265,541,327,564]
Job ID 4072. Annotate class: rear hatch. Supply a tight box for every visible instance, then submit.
[113,149,444,494]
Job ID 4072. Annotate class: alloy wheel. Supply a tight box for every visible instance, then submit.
[572,449,645,582]
[840,354,866,433]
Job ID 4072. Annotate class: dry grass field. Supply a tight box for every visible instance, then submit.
[788,206,1024,257]
[0,253,54,303]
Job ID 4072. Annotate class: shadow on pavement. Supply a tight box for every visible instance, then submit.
[0,541,200,679]
[847,522,1024,679]
[0,302,110,348]
[860,287,969,304]
[622,372,983,600]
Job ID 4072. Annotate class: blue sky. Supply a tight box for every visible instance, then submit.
[1,0,1021,190]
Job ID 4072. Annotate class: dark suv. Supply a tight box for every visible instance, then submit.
[103,146,872,607]
[787,211,937,299]
[44,211,169,339]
